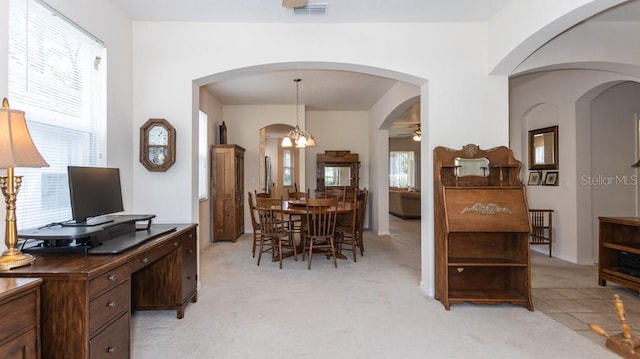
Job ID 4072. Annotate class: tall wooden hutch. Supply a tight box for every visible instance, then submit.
[434,144,532,310]
[211,144,245,242]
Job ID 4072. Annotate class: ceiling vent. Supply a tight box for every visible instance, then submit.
[293,4,328,16]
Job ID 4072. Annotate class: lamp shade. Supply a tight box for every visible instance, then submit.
[0,98,49,169]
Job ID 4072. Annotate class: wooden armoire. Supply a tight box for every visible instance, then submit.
[434,144,532,311]
[211,144,245,242]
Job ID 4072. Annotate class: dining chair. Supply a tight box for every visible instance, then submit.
[247,192,261,258]
[254,189,271,198]
[286,188,310,239]
[303,197,339,269]
[324,186,346,201]
[255,196,297,269]
[356,188,369,255]
[335,191,359,261]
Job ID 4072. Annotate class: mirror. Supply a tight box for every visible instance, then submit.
[528,125,558,170]
[454,157,489,177]
[324,166,351,186]
[316,150,360,193]
[140,118,176,172]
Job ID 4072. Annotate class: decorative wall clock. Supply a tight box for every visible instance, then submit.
[140,118,176,172]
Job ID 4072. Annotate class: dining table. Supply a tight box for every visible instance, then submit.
[279,199,354,261]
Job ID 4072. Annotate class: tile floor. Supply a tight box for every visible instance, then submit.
[528,246,640,347]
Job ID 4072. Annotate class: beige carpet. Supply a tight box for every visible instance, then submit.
[131,224,616,358]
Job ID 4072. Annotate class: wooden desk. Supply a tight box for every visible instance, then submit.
[0,277,42,359]
[0,224,197,359]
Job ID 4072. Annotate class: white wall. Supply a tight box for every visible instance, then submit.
[198,88,223,247]
[304,110,370,192]
[510,70,640,263]
[589,82,640,258]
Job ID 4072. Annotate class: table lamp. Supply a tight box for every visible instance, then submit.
[0,97,49,270]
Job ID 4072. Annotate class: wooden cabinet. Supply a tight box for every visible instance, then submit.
[211,144,245,242]
[0,224,197,359]
[598,217,640,291]
[0,278,41,359]
[434,144,532,311]
[132,227,198,319]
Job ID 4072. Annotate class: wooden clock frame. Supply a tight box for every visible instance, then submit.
[140,118,176,172]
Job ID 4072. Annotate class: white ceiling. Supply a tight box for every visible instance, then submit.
[109,0,513,23]
[109,0,640,137]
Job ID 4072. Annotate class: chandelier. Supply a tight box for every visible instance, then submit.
[413,125,422,142]
[281,78,316,148]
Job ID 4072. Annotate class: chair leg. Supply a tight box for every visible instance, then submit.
[278,240,283,269]
[308,240,313,270]
[291,234,298,261]
[257,237,264,266]
[252,233,257,258]
[351,235,357,262]
[329,237,338,268]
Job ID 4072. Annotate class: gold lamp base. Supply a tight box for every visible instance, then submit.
[0,251,35,270]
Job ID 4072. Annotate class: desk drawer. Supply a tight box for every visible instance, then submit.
[130,239,178,272]
[90,280,130,334]
[90,312,129,359]
[0,291,37,343]
[89,264,130,299]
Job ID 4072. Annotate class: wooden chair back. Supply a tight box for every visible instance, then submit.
[305,198,338,238]
[324,187,346,201]
[255,196,286,236]
[287,188,310,200]
[247,192,259,230]
[254,189,271,198]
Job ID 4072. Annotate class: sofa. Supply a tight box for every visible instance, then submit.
[389,187,421,219]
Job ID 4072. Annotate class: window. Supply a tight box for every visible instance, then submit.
[9,0,106,230]
[282,150,293,187]
[389,151,416,188]
[198,111,208,200]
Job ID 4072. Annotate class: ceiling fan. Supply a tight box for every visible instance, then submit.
[282,0,307,8]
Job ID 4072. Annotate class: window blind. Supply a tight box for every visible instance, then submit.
[8,0,106,230]
[389,151,416,188]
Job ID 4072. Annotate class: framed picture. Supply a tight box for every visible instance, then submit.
[544,171,559,186]
[528,171,541,185]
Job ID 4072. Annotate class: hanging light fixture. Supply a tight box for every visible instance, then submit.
[281,78,316,148]
[412,125,422,142]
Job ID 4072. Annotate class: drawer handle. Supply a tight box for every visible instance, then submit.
[189,249,193,254]
[107,346,116,353]
[108,274,117,281]
[189,234,193,238]
[174,242,179,247]
[142,257,149,263]
[108,301,117,308]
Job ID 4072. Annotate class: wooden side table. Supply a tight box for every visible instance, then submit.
[0,277,42,359]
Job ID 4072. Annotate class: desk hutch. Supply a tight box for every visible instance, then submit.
[434,144,532,310]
